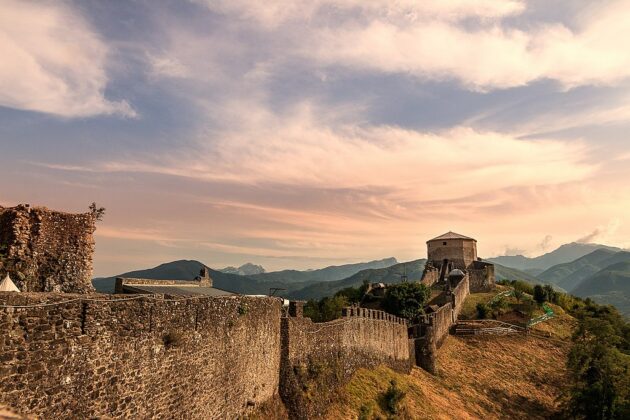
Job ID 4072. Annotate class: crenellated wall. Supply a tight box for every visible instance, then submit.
[280,308,411,419]
[0,293,412,420]
[0,205,96,293]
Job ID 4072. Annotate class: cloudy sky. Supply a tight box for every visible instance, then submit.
[2,0,630,276]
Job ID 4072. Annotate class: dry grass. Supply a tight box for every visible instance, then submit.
[326,315,572,420]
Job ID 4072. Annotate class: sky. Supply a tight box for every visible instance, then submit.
[1,0,630,277]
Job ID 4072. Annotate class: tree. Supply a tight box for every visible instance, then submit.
[565,313,630,419]
[533,285,547,305]
[543,284,558,304]
[382,282,430,321]
[303,295,349,322]
[89,202,106,221]
[513,288,524,303]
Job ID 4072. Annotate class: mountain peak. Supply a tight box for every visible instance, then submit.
[219,263,266,276]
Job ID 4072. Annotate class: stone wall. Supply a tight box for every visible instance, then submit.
[420,264,439,287]
[0,293,414,419]
[451,273,470,321]
[0,205,96,293]
[0,293,282,419]
[280,308,411,419]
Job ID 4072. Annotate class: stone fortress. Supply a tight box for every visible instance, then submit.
[0,204,494,419]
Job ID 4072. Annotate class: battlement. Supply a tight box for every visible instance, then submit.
[341,306,407,325]
[0,204,96,293]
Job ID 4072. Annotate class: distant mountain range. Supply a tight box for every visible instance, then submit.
[491,244,630,317]
[287,259,425,300]
[92,257,399,296]
[92,243,630,317]
[219,263,266,276]
[247,258,398,284]
[487,243,621,271]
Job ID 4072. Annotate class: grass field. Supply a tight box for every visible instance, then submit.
[326,294,573,420]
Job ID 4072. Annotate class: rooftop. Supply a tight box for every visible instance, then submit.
[427,231,476,242]
[115,277,234,297]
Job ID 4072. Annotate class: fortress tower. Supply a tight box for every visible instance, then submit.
[422,231,495,292]
[426,231,477,270]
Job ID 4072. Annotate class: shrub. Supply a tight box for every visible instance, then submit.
[382,380,406,414]
[511,280,534,295]
[476,303,490,319]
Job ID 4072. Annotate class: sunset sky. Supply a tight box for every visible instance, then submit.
[2,0,630,277]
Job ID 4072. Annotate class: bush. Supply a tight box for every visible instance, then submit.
[512,280,534,295]
[382,380,406,414]
[476,303,490,319]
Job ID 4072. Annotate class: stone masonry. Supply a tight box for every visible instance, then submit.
[0,205,96,293]
[0,292,412,419]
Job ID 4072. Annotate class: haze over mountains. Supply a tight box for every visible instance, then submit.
[93,243,630,316]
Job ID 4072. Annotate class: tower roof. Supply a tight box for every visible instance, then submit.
[427,231,476,242]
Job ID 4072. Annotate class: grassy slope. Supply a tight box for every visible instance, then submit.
[326,297,575,419]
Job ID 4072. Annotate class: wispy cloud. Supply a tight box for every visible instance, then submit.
[193,0,630,91]
[0,0,134,118]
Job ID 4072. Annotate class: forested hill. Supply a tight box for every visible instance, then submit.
[288,259,427,300]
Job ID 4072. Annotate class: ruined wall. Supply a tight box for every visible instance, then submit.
[427,239,477,269]
[0,293,282,419]
[469,261,495,292]
[0,205,96,293]
[280,308,411,419]
[420,264,439,287]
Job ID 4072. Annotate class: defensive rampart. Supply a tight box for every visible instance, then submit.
[280,307,411,419]
[412,273,470,373]
[0,293,282,419]
[0,293,412,419]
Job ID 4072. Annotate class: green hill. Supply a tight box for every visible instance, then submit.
[491,262,541,284]
[487,243,621,271]
[538,249,619,290]
[571,261,630,316]
[539,250,630,292]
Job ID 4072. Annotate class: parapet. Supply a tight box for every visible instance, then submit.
[341,306,407,325]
